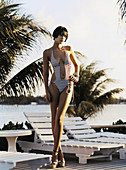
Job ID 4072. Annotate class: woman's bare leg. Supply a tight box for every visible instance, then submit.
[49,83,59,136]
[53,82,73,152]
[49,83,60,164]
[49,83,64,152]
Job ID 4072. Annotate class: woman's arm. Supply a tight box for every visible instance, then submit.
[43,50,51,102]
[43,50,49,92]
[69,46,79,82]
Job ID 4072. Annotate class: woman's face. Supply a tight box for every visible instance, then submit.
[55,34,66,44]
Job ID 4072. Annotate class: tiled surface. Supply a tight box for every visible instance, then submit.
[12,158,126,170]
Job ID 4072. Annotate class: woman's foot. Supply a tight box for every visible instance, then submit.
[58,149,65,167]
[50,150,58,169]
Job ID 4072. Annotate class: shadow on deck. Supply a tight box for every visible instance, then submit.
[12,153,126,170]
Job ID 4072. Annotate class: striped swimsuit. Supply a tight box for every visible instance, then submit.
[51,48,72,93]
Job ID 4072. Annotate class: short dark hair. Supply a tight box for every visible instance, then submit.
[52,26,68,42]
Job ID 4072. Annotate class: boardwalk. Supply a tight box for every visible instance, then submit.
[41,159,126,170]
[12,156,126,170]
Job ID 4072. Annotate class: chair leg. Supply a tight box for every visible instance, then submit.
[0,163,15,170]
[76,154,88,164]
[109,154,112,161]
[23,148,31,153]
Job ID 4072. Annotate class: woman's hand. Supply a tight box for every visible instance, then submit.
[69,75,79,82]
[46,88,52,103]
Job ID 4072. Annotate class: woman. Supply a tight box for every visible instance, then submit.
[43,26,79,168]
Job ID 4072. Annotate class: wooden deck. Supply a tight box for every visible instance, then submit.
[41,159,126,170]
[12,156,126,170]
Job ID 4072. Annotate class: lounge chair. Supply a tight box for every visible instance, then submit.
[63,117,126,144]
[0,151,51,170]
[17,112,124,164]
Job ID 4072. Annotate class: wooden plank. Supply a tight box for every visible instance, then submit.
[64,117,82,121]
[91,124,126,129]
[64,121,86,126]
[98,132,126,139]
[36,134,53,142]
[28,117,51,123]
[29,117,84,125]
[82,137,126,144]
[26,113,82,121]
[39,134,68,142]
[61,140,123,149]
[0,152,51,162]
[25,112,51,117]
[64,124,91,130]
[67,129,96,135]
[35,129,52,135]
[31,122,52,128]
[73,133,100,139]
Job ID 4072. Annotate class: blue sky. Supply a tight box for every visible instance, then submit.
[13,0,126,97]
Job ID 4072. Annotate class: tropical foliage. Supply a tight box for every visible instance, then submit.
[67,1,126,119]
[117,0,126,43]
[0,0,125,99]
[1,58,43,96]
[67,62,123,120]
[117,0,126,20]
[0,0,50,97]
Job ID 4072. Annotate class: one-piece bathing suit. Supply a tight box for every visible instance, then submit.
[51,48,73,93]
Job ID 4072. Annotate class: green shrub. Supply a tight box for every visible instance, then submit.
[103,119,126,134]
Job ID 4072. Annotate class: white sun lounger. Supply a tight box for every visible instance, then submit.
[0,151,51,170]
[63,116,126,145]
[17,112,124,164]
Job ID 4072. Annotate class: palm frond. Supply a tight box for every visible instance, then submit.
[88,69,106,89]
[0,0,11,8]
[117,0,126,43]
[0,57,43,96]
[85,62,97,71]
[117,0,126,20]
[0,2,51,88]
[67,105,77,117]
[94,88,123,110]
[0,4,50,61]
[74,51,87,61]
[90,78,115,97]
[78,101,96,120]
[73,61,124,119]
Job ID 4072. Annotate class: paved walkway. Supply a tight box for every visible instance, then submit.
[12,157,126,170]
[41,159,126,170]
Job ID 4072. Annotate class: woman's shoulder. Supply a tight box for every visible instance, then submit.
[43,47,53,61]
[63,45,72,52]
[43,47,52,55]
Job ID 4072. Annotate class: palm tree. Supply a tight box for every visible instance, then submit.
[0,58,43,96]
[67,62,123,120]
[117,0,126,43]
[1,0,124,99]
[0,1,51,97]
[117,0,126,20]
